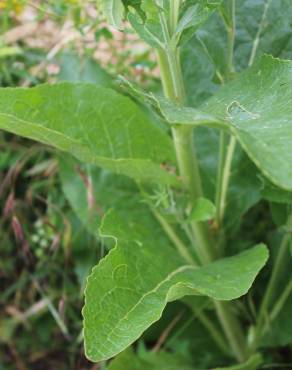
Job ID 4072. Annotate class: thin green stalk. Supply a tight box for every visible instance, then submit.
[152,207,199,266]
[262,280,292,335]
[226,0,235,76]
[215,131,227,227]
[215,0,237,230]
[196,310,230,355]
[248,0,271,67]
[214,301,246,362]
[215,134,237,227]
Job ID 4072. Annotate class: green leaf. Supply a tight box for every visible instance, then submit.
[107,346,194,370]
[181,0,292,106]
[128,1,164,49]
[0,83,178,186]
[175,0,222,46]
[261,294,292,348]
[57,51,112,86]
[195,128,262,232]
[83,207,268,362]
[261,178,292,204]
[59,155,141,239]
[163,55,292,192]
[155,95,225,129]
[202,55,292,191]
[213,353,263,370]
[100,0,125,28]
[188,197,216,222]
[234,0,292,69]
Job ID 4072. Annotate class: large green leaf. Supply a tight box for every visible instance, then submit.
[234,0,292,68]
[182,0,292,106]
[58,52,112,86]
[161,56,292,192]
[0,83,178,186]
[174,0,222,46]
[83,206,268,362]
[202,55,292,191]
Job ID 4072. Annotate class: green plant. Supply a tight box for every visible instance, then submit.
[1,0,292,368]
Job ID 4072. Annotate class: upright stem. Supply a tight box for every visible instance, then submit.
[169,0,180,35]
[214,301,246,362]
[226,0,235,77]
[215,134,236,227]
[152,207,199,266]
[156,1,246,361]
[158,13,245,361]
[172,125,214,264]
[215,0,237,231]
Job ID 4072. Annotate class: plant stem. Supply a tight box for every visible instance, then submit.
[215,131,227,227]
[156,2,246,361]
[248,0,271,67]
[226,0,235,76]
[196,310,230,355]
[152,207,199,266]
[172,125,214,264]
[262,279,292,335]
[169,0,180,35]
[215,134,236,227]
[214,301,246,362]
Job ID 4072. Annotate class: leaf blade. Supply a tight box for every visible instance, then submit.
[0,83,178,186]
[83,208,268,362]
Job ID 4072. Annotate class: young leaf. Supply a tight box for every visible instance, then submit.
[127,1,164,49]
[188,197,216,222]
[174,0,222,46]
[100,0,125,29]
[83,207,268,362]
[0,83,178,186]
